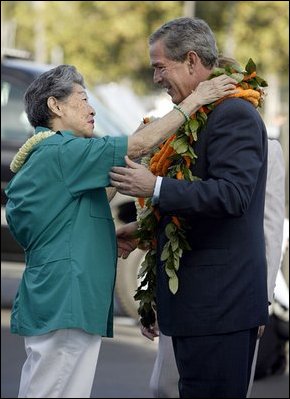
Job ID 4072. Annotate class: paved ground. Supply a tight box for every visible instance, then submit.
[1,310,289,398]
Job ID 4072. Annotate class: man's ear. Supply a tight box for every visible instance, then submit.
[47,96,62,116]
[186,51,198,74]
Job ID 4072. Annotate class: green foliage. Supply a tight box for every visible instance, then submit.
[2,1,183,92]
[221,1,289,78]
[2,1,288,93]
[134,248,157,328]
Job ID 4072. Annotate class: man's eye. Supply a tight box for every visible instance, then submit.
[154,66,165,72]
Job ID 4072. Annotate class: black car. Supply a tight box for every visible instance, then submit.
[1,56,142,318]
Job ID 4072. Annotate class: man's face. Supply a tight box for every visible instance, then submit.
[57,84,96,138]
[149,39,195,105]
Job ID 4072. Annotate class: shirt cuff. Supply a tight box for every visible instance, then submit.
[152,176,163,205]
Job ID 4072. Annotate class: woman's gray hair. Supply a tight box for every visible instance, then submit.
[24,64,85,128]
[149,17,218,68]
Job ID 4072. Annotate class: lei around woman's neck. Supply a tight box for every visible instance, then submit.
[10,130,56,173]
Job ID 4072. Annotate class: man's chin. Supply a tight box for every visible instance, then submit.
[169,94,177,104]
[172,97,183,105]
[169,92,183,105]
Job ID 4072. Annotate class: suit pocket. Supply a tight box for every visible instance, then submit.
[180,249,230,310]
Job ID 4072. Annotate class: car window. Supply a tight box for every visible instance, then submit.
[1,77,33,142]
[1,61,132,142]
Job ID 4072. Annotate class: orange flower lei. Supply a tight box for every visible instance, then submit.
[134,59,268,328]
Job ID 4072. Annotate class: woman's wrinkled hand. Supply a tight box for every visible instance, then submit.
[116,222,139,259]
[192,74,238,106]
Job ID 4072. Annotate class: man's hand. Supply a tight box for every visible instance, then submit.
[110,156,157,197]
[140,322,159,341]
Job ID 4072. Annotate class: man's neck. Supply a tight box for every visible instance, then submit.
[197,65,214,83]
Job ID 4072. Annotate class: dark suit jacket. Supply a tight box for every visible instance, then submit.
[156,98,269,336]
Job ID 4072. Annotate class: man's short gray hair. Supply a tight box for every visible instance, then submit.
[149,17,218,68]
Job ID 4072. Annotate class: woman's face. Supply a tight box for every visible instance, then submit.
[56,84,96,137]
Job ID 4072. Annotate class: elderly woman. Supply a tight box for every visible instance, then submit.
[5,64,236,398]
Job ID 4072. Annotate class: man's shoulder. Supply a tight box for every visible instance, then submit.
[214,97,258,113]
[210,97,264,125]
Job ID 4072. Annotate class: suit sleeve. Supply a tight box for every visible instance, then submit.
[158,98,267,218]
[264,140,285,302]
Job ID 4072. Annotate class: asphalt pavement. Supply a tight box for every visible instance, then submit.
[1,310,289,398]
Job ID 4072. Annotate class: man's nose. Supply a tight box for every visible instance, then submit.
[153,70,162,85]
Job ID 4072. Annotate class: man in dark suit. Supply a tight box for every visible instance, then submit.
[110,17,269,398]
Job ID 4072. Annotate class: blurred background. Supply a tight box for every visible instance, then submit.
[1,0,289,316]
[1,1,289,397]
